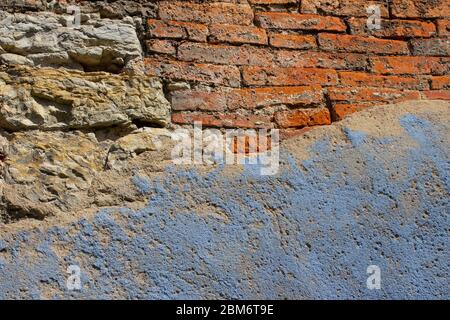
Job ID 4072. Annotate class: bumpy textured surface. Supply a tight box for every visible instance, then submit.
[0,0,449,300]
[0,100,449,299]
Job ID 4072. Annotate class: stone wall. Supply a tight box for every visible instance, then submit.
[0,0,449,299]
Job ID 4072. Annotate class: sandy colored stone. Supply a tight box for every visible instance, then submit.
[0,65,171,131]
[0,11,143,72]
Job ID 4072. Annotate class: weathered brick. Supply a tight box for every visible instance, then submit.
[230,86,325,109]
[431,76,450,89]
[159,1,254,25]
[331,102,380,120]
[437,20,450,36]
[274,108,331,128]
[319,33,409,54]
[370,56,449,75]
[209,24,268,45]
[147,19,208,42]
[269,33,317,50]
[256,12,347,32]
[410,38,450,56]
[339,72,429,90]
[171,86,324,111]
[348,18,436,38]
[275,51,368,70]
[177,42,273,66]
[146,39,177,55]
[301,0,389,17]
[171,113,273,129]
[251,86,324,107]
[243,66,338,86]
[391,0,450,18]
[328,87,421,103]
[171,90,227,112]
[144,58,241,87]
[422,90,450,100]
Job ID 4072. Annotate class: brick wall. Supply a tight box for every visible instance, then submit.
[4,0,448,134]
[144,0,449,134]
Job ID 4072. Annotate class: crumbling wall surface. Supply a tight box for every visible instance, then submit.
[0,100,449,299]
[0,0,449,299]
[0,0,449,131]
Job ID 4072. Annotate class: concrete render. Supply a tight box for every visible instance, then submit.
[0,100,448,299]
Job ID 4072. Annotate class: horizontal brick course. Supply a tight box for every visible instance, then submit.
[328,87,421,103]
[145,58,241,87]
[243,67,338,86]
[319,34,410,55]
[141,0,450,132]
[147,19,208,42]
[369,56,449,75]
[301,0,389,17]
[171,86,325,112]
[339,72,429,90]
[391,0,450,18]
[159,1,254,25]
[256,12,347,32]
[274,108,331,128]
[348,18,436,38]
[209,24,268,45]
[269,33,317,50]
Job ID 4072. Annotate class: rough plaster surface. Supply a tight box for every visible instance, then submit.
[0,100,448,299]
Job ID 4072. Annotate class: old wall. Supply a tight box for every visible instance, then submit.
[0,0,449,299]
[0,100,449,299]
[0,0,449,133]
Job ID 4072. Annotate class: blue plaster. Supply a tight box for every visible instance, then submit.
[0,113,448,299]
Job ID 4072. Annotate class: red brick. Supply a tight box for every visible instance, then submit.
[252,86,324,107]
[209,24,268,45]
[339,72,429,90]
[422,90,450,100]
[431,76,450,90]
[144,58,241,87]
[171,86,325,111]
[331,102,381,120]
[171,113,273,129]
[146,39,176,55]
[229,86,325,109]
[256,12,347,32]
[275,51,368,70]
[410,38,450,56]
[269,33,317,50]
[159,1,254,25]
[171,90,227,112]
[348,18,436,38]
[301,0,389,17]
[147,19,208,42]
[370,56,449,75]
[274,108,331,128]
[243,66,338,86]
[391,0,450,18]
[319,33,409,54]
[177,42,273,66]
[437,20,450,36]
[328,87,421,103]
